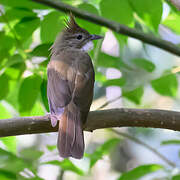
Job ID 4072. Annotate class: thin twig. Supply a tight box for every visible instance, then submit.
[93,38,103,69]
[32,0,180,57]
[58,169,64,180]
[96,96,176,168]
[96,95,122,110]
[111,129,176,168]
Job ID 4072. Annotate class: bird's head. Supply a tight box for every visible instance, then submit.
[52,13,103,52]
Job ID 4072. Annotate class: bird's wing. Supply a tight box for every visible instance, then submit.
[71,52,95,123]
[47,59,74,126]
[73,66,94,109]
[47,51,94,126]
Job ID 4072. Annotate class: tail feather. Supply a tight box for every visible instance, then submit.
[70,112,84,158]
[57,102,84,159]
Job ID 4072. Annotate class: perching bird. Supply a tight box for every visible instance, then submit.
[47,14,103,159]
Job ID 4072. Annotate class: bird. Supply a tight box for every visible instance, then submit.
[47,13,103,159]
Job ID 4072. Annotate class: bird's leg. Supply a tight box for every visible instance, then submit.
[49,107,65,127]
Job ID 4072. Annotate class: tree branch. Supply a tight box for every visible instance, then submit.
[1,108,180,137]
[31,0,180,57]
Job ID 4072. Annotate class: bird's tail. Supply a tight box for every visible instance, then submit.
[57,102,84,159]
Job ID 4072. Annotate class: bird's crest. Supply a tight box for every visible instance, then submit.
[64,13,88,34]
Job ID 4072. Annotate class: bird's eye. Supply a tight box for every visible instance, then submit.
[77,35,83,40]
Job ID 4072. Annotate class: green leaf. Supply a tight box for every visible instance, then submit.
[100,0,133,26]
[0,0,48,9]
[78,3,99,15]
[18,75,42,113]
[14,17,40,41]
[5,80,20,109]
[103,77,126,87]
[43,159,84,175]
[40,79,49,112]
[0,103,11,119]
[87,138,120,168]
[20,148,43,161]
[18,174,43,180]
[77,3,101,34]
[1,8,37,22]
[0,74,9,100]
[95,71,107,83]
[129,0,162,31]
[132,58,155,72]
[40,11,64,43]
[46,145,56,151]
[5,54,25,80]
[0,32,15,51]
[151,74,178,97]
[5,54,24,68]
[173,175,180,180]
[0,33,15,61]
[97,52,129,69]
[23,36,33,49]
[0,148,28,173]
[0,169,16,180]
[163,13,180,34]
[9,62,26,79]
[29,101,45,116]
[5,67,22,81]
[114,32,128,48]
[0,137,17,154]
[118,164,162,180]
[19,147,43,175]
[161,140,180,145]
[30,43,52,57]
[123,87,144,104]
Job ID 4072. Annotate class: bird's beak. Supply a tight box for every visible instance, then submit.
[90,34,104,40]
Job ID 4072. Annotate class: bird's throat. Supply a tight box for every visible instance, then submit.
[81,41,94,52]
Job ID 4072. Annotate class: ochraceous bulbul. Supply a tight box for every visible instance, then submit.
[47,13,103,159]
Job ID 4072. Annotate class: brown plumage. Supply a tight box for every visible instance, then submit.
[47,14,103,159]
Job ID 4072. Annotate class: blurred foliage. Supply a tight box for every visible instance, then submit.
[43,159,84,175]
[86,138,120,168]
[161,139,180,145]
[151,73,178,97]
[0,0,180,179]
[118,164,163,180]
